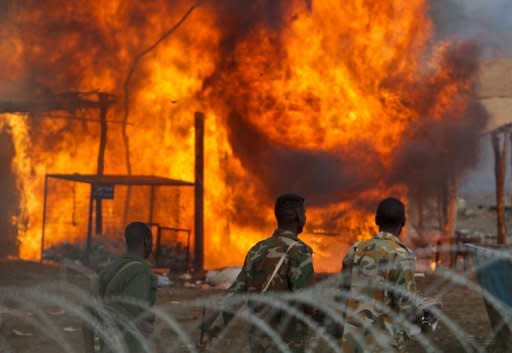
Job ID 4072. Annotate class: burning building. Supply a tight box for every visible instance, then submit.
[0,0,488,272]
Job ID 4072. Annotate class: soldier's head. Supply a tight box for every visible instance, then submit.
[375,197,406,236]
[125,221,153,258]
[274,193,306,234]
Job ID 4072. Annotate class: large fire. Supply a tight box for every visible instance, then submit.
[0,0,486,272]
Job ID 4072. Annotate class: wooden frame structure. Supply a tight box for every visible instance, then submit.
[40,174,195,265]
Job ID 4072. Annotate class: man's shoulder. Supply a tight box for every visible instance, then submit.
[250,234,310,251]
[104,256,151,279]
[352,237,412,264]
[287,237,313,255]
[366,235,411,254]
[246,235,312,266]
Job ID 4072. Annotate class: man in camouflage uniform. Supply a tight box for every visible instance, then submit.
[340,198,419,353]
[88,222,157,353]
[203,193,315,353]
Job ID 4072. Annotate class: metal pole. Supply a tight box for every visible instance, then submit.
[186,230,191,269]
[194,112,204,271]
[95,94,109,235]
[40,175,49,263]
[149,185,156,224]
[85,186,94,265]
[155,226,162,266]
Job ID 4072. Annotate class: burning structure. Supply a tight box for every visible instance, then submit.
[0,0,489,271]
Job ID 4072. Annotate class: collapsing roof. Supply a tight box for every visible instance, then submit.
[46,174,195,187]
[0,90,116,113]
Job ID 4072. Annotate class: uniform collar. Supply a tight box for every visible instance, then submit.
[375,231,401,243]
[272,229,299,240]
[124,251,147,262]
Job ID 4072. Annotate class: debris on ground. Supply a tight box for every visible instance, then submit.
[42,237,124,269]
[205,267,241,288]
[155,242,188,272]
[43,242,81,263]
[178,273,192,281]
[156,274,173,288]
[12,329,32,337]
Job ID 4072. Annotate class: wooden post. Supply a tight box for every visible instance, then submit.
[95,94,109,235]
[492,131,508,245]
[149,185,156,224]
[443,173,458,237]
[40,175,49,263]
[194,112,204,271]
[85,186,94,265]
[417,192,424,232]
[443,170,458,267]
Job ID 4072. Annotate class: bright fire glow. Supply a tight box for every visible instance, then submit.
[0,0,483,272]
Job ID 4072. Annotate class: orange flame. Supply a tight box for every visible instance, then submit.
[0,0,485,272]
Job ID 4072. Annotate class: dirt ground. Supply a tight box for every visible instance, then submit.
[0,205,509,353]
[0,258,501,353]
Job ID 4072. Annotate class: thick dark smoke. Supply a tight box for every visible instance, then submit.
[0,0,492,239]
[227,112,385,206]
[205,1,489,213]
[390,42,489,197]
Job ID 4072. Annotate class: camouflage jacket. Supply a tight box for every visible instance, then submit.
[341,232,417,352]
[205,229,315,340]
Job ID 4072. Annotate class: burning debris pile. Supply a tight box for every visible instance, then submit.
[0,0,489,271]
[42,237,124,269]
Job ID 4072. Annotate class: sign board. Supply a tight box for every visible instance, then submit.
[92,184,114,200]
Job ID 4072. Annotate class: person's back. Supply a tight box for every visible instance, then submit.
[99,253,156,322]
[341,198,418,353]
[233,229,313,294]
[95,222,157,353]
[204,193,315,353]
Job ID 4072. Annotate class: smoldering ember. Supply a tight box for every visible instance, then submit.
[0,1,511,353]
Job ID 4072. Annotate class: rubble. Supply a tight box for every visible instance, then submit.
[12,329,32,337]
[156,274,173,288]
[205,267,241,287]
[178,273,192,281]
[155,242,188,272]
[42,237,124,269]
[43,242,81,263]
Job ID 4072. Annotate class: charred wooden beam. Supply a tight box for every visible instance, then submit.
[443,170,458,238]
[95,93,110,235]
[194,112,205,271]
[492,130,509,245]
[0,91,115,113]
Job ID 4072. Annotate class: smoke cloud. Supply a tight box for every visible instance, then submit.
[430,0,512,55]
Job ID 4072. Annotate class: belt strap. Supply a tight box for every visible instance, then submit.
[105,261,142,296]
[261,241,298,293]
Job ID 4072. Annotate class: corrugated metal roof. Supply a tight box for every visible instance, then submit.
[46,174,194,186]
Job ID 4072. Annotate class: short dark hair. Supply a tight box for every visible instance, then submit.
[375,197,405,228]
[125,222,152,250]
[275,193,304,225]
